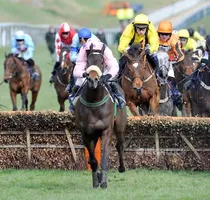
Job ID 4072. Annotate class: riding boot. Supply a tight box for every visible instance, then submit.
[65,72,75,94]
[49,62,60,83]
[25,59,39,81]
[118,56,127,86]
[168,77,183,110]
[110,82,126,108]
[68,85,81,114]
[149,54,159,73]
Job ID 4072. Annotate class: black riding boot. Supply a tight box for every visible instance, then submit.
[68,85,81,114]
[49,62,60,83]
[110,82,126,108]
[26,59,39,80]
[168,77,183,110]
[65,71,75,93]
[118,56,127,86]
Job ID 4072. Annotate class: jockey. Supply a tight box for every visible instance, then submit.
[157,20,184,110]
[184,34,210,90]
[11,30,39,80]
[188,28,205,50]
[49,22,76,83]
[68,37,126,113]
[178,29,197,52]
[65,28,98,93]
[118,13,159,78]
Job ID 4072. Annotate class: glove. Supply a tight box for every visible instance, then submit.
[192,54,201,62]
[101,74,112,83]
[82,72,88,78]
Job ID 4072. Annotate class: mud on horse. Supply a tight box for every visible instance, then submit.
[75,44,127,188]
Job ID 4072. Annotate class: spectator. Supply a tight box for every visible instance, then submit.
[45,26,56,61]
[96,28,107,45]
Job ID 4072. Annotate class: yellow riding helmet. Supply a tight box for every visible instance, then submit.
[178,29,190,39]
[158,21,173,33]
[134,14,149,26]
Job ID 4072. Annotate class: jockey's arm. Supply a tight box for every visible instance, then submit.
[70,34,80,63]
[104,47,119,79]
[73,46,87,78]
[23,35,35,60]
[173,41,184,62]
[55,33,62,62]
[147,23,159,54]
[11,38,18,54]
[118,24,134,53]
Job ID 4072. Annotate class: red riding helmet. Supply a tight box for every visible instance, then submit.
[59,22,71,33]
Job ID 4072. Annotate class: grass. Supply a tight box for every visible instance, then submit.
[0,169,210,200]
[0,0,179,27]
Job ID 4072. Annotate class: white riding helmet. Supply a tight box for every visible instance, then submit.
[15,30,25,40]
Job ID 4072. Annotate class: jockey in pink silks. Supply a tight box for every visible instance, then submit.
[68,37,126,113]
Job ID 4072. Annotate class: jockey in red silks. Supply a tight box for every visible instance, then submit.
[68,37,126,113]
[49,22,76,83]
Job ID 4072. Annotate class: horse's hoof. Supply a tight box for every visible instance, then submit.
[118,166,125,173]
[93,182,100,188]
[100,182,107,189]
[97,172,102,183]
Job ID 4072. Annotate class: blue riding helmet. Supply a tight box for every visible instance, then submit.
[78,28,91,39]
[15,30,25,40]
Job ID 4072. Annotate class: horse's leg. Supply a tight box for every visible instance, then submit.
[10,90,18,111]
[30,91,38,111]
[100,127,112,189]
[149,95,159,115]
[21,93,28,111]
[57,95,65,112]
[127,101,140,116]
[83,136,100,188]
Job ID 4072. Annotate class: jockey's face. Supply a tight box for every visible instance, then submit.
[179,37,188,47]
[159,33,171,42]
[16,39,24,46]
[62,32,69,39]
[136,27,147,36]
[79,37,86,45]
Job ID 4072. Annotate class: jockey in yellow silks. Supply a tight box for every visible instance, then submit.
[178,29,197,52]
[118,13,159,77]
[188,28,205,50]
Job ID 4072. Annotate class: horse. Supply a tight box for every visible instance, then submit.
[122,44,160,116]
[53,47,75,112]
[174,50,196,116]
[3,53,42,111]
[156,51,176,116]
[188,52,210,117]
[75,44,127,188]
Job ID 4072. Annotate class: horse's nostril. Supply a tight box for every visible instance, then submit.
[94,78,98,81]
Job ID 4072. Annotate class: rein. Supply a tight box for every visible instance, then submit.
[80,94,110,107]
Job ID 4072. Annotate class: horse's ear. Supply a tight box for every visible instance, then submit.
[101,44,106,54]
[90,43,93,51]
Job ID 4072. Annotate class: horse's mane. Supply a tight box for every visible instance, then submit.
[127,44,141,58]
[5,53,26,64]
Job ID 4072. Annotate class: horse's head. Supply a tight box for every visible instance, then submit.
[156,51,170,85]
[3,53,24,82]
[85,43,105,89]
[59,47,73,74]
[176,51,196,76]
[124,44,147,91]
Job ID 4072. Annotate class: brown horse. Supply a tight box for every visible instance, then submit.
[75,44,127,188]
[122,44,159,116]
[3,53,42,111]
[174,51,196,116]
[54,47,74,112]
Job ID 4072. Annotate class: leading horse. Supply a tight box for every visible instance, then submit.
[3,53,42,111]
[54,47,75,111]
[75,44,127,188]
[122,44,160,116]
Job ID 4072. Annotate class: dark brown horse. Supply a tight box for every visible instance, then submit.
[54,47,74,112]
[174,51,196,116]
[122,44,159,116]
[75,44,127,188]
[3,53,42,111]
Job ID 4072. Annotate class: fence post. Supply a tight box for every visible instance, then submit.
[26,129,31,161]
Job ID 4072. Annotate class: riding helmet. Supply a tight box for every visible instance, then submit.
[59,22,71,33]
[178,29,190,39]
[158,21,173,34]
[134,14,149,28]
[15,30,25,40]
[78,28,92,39]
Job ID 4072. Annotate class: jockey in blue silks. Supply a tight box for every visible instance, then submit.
[11,30,39,80]
[65,28,98,93]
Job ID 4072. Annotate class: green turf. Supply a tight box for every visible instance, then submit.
[0,0,178,27]
[0,169,210,200]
